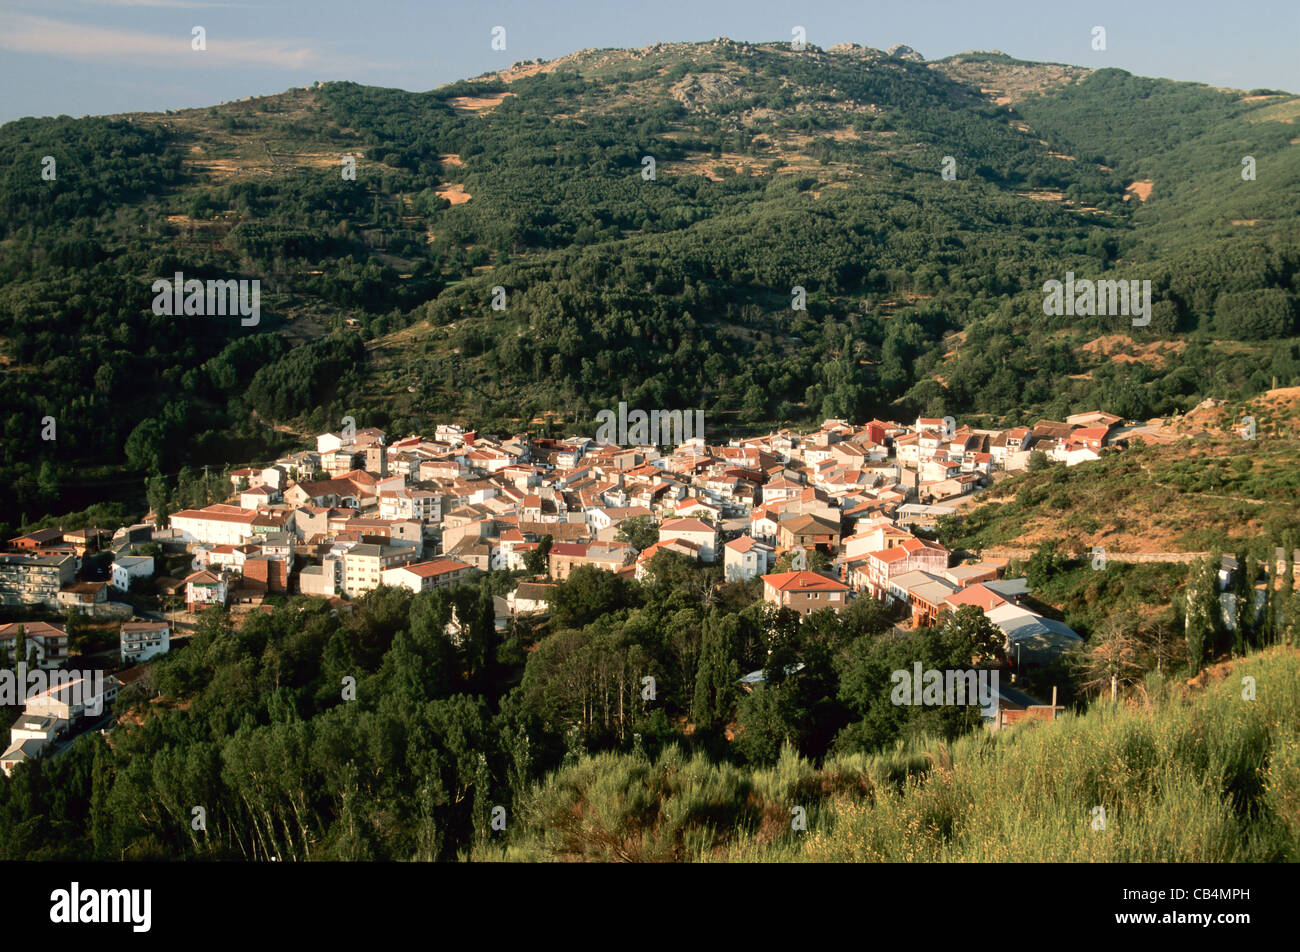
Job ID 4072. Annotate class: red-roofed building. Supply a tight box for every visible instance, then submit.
[761,571,850,616]
[850,537,950,595]
[944,582,1008,612]
[0,621,68,669]
[382,558,476,593]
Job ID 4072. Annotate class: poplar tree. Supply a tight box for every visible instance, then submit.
[692,613,739,735]
[1183,556,1220,672]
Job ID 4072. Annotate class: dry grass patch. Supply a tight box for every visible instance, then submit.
[436,184,472,205]
[447,93,513,114]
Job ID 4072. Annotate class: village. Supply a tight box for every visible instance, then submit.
[0,408,1178,773]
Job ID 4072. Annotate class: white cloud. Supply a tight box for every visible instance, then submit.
[0,13,318,69]
[81,1,246,9]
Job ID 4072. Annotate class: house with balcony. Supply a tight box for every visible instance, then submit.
[184,570,229,611]
[0,553,77,608]
[120,621,171,664]
[0,621,69,669]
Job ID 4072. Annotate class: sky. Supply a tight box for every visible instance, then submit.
[1,0,1298,124]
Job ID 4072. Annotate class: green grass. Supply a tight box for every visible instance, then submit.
[482,647,1300,862]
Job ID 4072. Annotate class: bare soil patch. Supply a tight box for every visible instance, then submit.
[448,93,512,114]
[1124,181,1153,202]
[1082,334,1185,366]
[436,184,472,205]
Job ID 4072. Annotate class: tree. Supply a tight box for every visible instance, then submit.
[1231,550,1255,655]
[773,547,828,573]
[124,417,167,474]
[615,516,658,552]
[839,594,900,640]
[12,623,25,664]
[522,535,552,576]
[691,613,739,735]
[1072,612,1147,699]
[1141,615,1186,674]
[734,683,800,766]
[934,513,965,550]
[1279,542,1297,644]
[1027,449,1050,473]
[36,461,58,500]
[63,608,86,649]
[550,565,636,631]
[146,475,170,528]
[1024,540,1066,590]
[940,604,1006,666]
[1183,555,1221,672]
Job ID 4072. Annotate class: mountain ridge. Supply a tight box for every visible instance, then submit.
[0,39,1297,530]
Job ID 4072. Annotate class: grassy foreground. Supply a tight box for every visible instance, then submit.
[478,647,1300,861]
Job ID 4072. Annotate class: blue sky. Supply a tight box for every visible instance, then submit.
[1,0,1297,124]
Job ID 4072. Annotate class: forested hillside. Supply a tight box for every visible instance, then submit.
[1,39,1298,531]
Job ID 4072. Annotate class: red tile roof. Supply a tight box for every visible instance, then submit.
[394,558,472,579]
[762,571,849,592]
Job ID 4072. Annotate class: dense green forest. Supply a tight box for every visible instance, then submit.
[1,41,1298,533]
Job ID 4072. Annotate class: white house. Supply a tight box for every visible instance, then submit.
[1,739,47,777]
[240,485,281,509]
[10,713,66,745]
[750,506,780,543]
[24,672,120,722]
[507,581,555,616]
[724,535,773,582]
[259,466,287,491]
[657,518,719,562]
[111,555,154,592]
[586,506,654,535]
[0,621,68,670]
[673,498,722,522]
[170,505,262,546]
[761,477,802,505]
[120,621,170,663]
[491,530,531,572]
[379,488,441,522]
